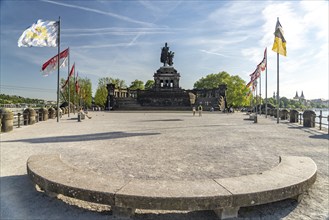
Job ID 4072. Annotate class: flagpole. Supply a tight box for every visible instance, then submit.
[67,47,70,117]
[74,66,76,114]
[259,69,262,115]
[265,47,268,118]
[256,80,258,115]
[56,17,61,122]
[276,52,280,124]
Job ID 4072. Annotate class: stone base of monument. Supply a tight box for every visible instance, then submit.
[27,155,317,219]
[138,90,190,108]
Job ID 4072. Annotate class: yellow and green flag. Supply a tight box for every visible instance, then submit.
[272,19,286,56]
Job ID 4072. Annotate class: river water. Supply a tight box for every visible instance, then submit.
[313,109,329,129]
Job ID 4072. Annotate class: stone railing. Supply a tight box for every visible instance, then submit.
[262,109,328,134]
[0,107,72,133]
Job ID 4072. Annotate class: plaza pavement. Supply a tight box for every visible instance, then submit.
[1,111,328,219]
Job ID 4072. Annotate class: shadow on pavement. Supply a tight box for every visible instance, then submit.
[1,175,299,220]
[309,134,329,140]
[2,132,160,144]
[139,119,184,122]
[287,124,328,138]
[0,175,110,220]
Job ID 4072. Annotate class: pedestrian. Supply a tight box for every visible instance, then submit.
[192,106,196,116]
[198,104,203,116]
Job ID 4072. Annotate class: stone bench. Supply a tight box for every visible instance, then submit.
[27,155,317,219]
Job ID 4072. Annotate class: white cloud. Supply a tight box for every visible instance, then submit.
[41,0,155,27]
[208,1,265,29]
[301,0,328,39]
[200,49,229,57]
[2,0,328,100]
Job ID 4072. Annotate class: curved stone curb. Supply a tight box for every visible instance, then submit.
[27,155,317,219]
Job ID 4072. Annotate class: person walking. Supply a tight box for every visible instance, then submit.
[192,106,196,116]
[198,104,203,117]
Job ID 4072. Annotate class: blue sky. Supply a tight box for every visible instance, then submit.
[1,0,328,101]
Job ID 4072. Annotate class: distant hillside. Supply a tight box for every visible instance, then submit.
[0,94,45,105]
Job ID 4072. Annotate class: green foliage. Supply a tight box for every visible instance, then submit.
[0,94,45,105]
[194,72,229,89]
[111,78,127,89]
[94,77,112,108]
[194,71,250,107]
[94,86,108,108]
[60,78,76,104]
[265,97,312,110]
[98,77,113,88]
[93,77,127,108]
[145,80,155,90]
[129,79,144,90]
[61,77,92,108]
[309,101,327,109]
[79,78,93,108]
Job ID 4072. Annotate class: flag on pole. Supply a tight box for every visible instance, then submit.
[246,81,253,88]
[61,78,69,89]
[75,72,80,93]
[41,48,69,76]
[250,67,261,82]
[69,63,75,77]
[18,20,58,47]
[259,48,267,71]
[61,64,75,89]
[246,66,260,88]
[252,79,258,91]
[272,20,286,56]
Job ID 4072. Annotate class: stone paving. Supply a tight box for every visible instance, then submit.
[1,111,328,219]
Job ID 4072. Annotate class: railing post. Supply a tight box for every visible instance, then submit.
[17,113,21,128]
[319,110,322,130]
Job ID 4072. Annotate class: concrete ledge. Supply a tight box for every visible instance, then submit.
[27,155,317,219]
[27,154,128,206]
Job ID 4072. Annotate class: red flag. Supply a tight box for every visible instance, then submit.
[61,77,69,89]
[41,48,69,76]
[252,79,258,91]
[258,48,267,71]
[61,63,75,89]
[249,67,261,82]
[69,63,75,77]
[246,81,252,88]
[75,72,80,93]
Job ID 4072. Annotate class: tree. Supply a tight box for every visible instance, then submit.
[112,78,127,89]
[145,80,155,90]
[280,97,289,108]
[94,77,113,108]
[60,76,92,108]
[129,79,144,90]
[78,77,92,108]
[94,77,127,108]
[94,86,108,108]
[194,71,250,108]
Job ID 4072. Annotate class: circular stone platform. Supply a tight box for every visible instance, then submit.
[57,112,283,181]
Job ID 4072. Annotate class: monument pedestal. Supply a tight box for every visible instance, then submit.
[154,66,181,92]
